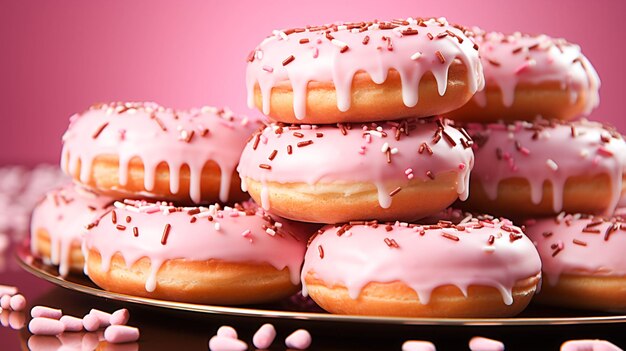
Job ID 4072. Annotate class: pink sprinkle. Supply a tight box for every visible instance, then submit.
[561,339,622,351]
[144,207,160,214]
[104,325,140,344]
[598,147,614,157]
[31,306,62,319]
[229,211,239,217]
[407,174,414,180]
[365,134,372,143]
[118,129,126,140]
[593,156,601,166]
[89,309,112,327]
[29,317,65,336]
[469,336,505,351]
[217,325,238,339]
[253,324,276,349]
[60,315,84,332]
[458,163,466,170]
[405,168,413,175]
[402,340,437,351]
[9,294,26,311]
[82,313,100,332]
[1,294,10,309]
[262,65,274,73]
[502,152,511,160]
[557,241,564,250]
[285,329,312,350]
[519,147,530,156]
[241,229,251,238]
[358,148,365,155]
[260,135,268,144]
[312,47,319,58]
[0,284,18,296]
[110,308,130,325]
[209,336,248,351]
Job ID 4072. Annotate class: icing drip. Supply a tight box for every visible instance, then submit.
[302,216,541,305]
[30,184,112,277]
[526,213,626,286]
[471,30,600,115]
[82,200,306,292]
[467,119,626,215]
[61,102,261,204]
[237,118,474,211]
[246,18,484,119]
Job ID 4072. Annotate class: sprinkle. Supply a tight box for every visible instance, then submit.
[435,51,445,63]
[598,147,614,157]
[293,132,304,138]
[92,122,109,139]
[318,245,324,258]
[404,168,413,175]
[125,216,131,223]
[266,228,276,236]
[381,142,390,153]
[487,59,501,67]
[111,210,117,224]
[161,224,171,245]
[418,143,433,155]
[299,38,309,44]
[546,159,559,171]
[389,187,402,197]
[573,239,587,246]
[331,39,349,53]
[442,130,456,146]
[241,229,251,237]
[133,227,139,236]
[297,140,313,147]
[312,47,319,58]
[384,237,399,248]
[259,164,272,170]
[362,35,370,44]
[268,150,278,161]
[427,33,434,40]
[262,65,274,73]
[287,145,293,154]
[552,247,563,257]
[214,222,221,231]
[542,231,553,237]
[116,224,126,231]
[282,55,295,66]
[402,28,418,35]
[410,52,422,60]
[441,232,459,241]
[426,170,435,180]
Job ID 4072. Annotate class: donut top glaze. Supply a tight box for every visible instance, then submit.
[471,30,600,115]
[246,17,484,119]
[61,102,262,204]
[30,184,113,276]
[82,200,306,292]
[237,118,475,210]
[302,215,541,305]
[525,213,626,285]
[466,119,626,214]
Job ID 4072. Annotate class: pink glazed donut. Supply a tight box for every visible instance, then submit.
[246,17,484,123]
[525,213,626,312]
[61,102,261,205]
[237,118,474,223]
[463,119,626,218]
[30,184,112,276]
[302,215,541,317]
[446,30,600,122]
[82,200,306,305]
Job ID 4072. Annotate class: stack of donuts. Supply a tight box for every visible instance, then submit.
[446,29,626,312]
[31,102,312,305]
[241,18,545,317]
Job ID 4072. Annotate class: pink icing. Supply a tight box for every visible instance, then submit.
[61,102,261,204]
[466,119,626,215]
[469,336,505,351]
[471,30,600,115]
[246,18,484,119]
[561,340,623,351]
[30,184,113,277]
[237,118,474,210]
[302,215,541,305]
[525,213,626,286]
[82,200,306,292]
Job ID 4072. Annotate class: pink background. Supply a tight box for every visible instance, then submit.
[1,0,624,165]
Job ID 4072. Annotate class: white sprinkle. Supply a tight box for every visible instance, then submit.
[405,168,413,175]
[330,39,348,51]
[483,246,496,253]
[580,149,589,158]
[390,147,399,155]
[381,142,390,153]
[410,52,422,60]
[255,50,264,60]
[214,222,221,231]
[546,159,558,171]
[266,228,276,236]
[241,229,251,237]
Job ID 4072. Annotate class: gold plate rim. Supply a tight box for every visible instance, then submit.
[15,240,626,326]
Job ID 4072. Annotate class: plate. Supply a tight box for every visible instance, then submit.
[16,240,626,326]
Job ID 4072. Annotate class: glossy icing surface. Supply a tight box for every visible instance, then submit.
[61,102,261,203]
[237,118,474,210]
[467,119,626,214]
[526,213,626,285]
[30,184,112,276]
[246,17,484,119]
[82,200,306,292]
[302,215,541,305]
[471,30,600,115]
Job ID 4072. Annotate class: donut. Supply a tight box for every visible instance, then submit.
[445,30,600,122]
[237,118,474,223]
[30,184,112,276]
[525,213,626,312]
[61,102,261,204]
[246,17,484,123]
[82,200,307,305]
[302,215,541,317]
[462,119,626,218]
